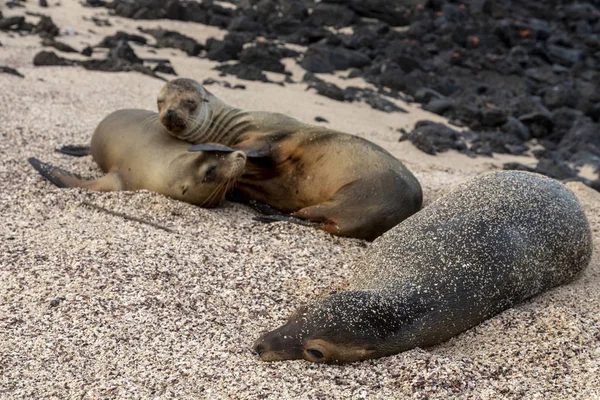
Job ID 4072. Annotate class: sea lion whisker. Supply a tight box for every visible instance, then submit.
[141,114,160,132]
[201,180,225,208]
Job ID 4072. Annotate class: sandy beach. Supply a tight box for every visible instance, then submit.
[1,1,599,398]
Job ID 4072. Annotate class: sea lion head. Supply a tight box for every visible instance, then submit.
[181,146,247,208]
[157,78,210,138]
[253,291,403,363]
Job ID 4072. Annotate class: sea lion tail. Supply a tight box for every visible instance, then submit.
[55,145,91,157]
[28,157,82,188]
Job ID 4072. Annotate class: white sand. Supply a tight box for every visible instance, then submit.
[1,2,599,398]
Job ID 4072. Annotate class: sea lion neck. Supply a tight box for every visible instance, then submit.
[181,92,253,146]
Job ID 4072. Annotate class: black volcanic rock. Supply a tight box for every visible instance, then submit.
[307,79,348,102]
[347,0,411,26]
[97,31,147,48]
[41,38,78,53]
[80,57,164,80]
[33,51,74,66]
[81,46,93,56]
[238,43,292,74]
[153,62,177,75]
[400,121,467,155]
[301,44,370,73]
[140,28,204,56]
[206,33,246,62]
[215,63,269,82]
[33,16,59,38]
[307,3,356,28]
[109,41,143,64]
[228,16,264,34]
[0,16,26,31]
[0,66,24,78]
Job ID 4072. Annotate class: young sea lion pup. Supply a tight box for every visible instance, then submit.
[156,78,423,240]
[29,109,247,207]
[253,171,593,363]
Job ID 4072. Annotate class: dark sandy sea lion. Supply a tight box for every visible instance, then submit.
[253,171,593,363]
[156,78,423,240]
[29,109,246,207]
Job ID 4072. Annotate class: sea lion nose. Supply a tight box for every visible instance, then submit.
[166,109,176,121]
[253,342,265,356]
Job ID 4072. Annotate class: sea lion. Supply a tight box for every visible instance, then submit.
[253,171,593,363]
[155,78,423,240]
[29,109,247,207]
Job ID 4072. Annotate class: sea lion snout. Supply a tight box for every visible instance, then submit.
[252,330,303,362]
[217,151,246,180]
[162,109,187,133]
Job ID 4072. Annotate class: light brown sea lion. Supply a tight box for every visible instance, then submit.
[28,109,247,207]
[156,78,423,240]
[253,171,593,363]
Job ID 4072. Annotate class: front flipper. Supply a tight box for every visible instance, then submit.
[28,157,122,191]
[56,145,91,157]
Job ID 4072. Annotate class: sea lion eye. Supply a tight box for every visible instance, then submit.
[185,99,198,110]
[305,348,324,360]
[203,165,217,182]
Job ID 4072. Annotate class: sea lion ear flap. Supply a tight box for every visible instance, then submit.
[188,143,236,153]
[245,144,271,158]
[303,338,376,364]
[302,339,333,363]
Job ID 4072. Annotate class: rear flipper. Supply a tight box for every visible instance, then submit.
[246,200,286,216]
[55,145,91,157]
[253,214,317,228]
[28,157,122,191]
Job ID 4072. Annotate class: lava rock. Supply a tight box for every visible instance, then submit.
[502,117,530,141]
[239,43,288,74]
[301,44,370,73]
[153,61,177,75]
[109,41,143,64]
[215,63,269,82]
[41,38,78,53]
[97,31,147,48]
[140,28,204,56]
[33,16,59,38]
[81,57,164,80]
[543,81,579,109]
[228,16,263,34]
[519,110,554,138]
[0,66,24,78]
[348,0,411,26]
[480,107,508,127]
[206,33,246,62]
[424,98,455,115]
[307,3,356,28]
[307,79,347,102]
[33,51,74,66]
[399,121,466,155]
[0,16,25,31]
